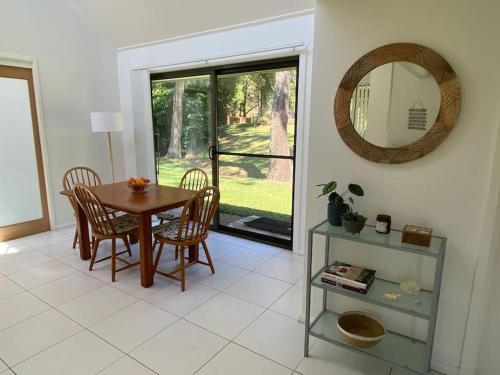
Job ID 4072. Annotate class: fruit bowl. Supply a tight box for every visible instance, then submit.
[127,177,152,193]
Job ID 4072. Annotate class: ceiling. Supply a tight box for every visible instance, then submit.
[68,0,315,49]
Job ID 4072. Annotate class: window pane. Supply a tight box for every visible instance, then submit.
[151,75,212,186]
[217,67,296,156]
[218,155,293,240]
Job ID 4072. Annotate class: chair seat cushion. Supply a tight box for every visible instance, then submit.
[154,220,204,241]
[106,207,119,215]
[110,214,138,234]
[156,207,183,221]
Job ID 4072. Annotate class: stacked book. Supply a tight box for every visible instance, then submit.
[321,261,376,294]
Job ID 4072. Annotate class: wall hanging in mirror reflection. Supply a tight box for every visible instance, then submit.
[408,100,427,130]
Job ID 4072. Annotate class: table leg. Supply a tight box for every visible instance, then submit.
[188,244,199,263]
[138,213,154,287]
[75,204,91,260]
[188,198,199,263]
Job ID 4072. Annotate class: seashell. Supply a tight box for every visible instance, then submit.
[400,280,421,295]
[383,291,401,301]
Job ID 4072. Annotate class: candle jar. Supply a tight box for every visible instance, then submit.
[376,214,391,234]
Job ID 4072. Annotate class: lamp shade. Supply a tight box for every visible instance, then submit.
[90,112,124,133]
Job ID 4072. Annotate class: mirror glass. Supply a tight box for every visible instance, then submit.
[349,62,440,148]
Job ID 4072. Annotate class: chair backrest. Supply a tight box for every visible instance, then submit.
[72,183,116,237]
[179,168,208,191]
[177,186,220,241]
[62,167,102,210]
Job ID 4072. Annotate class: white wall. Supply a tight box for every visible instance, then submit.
[0,0,123,228]
[117,13,315,253]
[307,0,500,373]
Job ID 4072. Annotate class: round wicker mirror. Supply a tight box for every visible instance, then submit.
[334,43,460,164]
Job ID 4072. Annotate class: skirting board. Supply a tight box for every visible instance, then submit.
[54,221,76,230]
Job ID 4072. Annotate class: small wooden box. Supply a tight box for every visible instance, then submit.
[401,225,432,247]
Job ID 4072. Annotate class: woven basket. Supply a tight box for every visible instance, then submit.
[337,311,386,349]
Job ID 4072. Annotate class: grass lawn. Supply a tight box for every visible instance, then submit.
[157,123,294,223]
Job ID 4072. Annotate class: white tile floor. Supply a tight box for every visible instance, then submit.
[0,228,438,375]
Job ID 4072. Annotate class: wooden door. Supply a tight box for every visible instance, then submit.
[0,64,50,241]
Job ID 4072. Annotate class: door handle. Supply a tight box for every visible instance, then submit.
[208,145,217,161]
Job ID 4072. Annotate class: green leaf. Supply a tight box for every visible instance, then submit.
[329,192,343,204]
[322,181,337,195]
[317,181,337,198]
[348,183,364,196]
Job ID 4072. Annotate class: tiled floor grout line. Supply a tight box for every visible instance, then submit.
[0,358,13,374]
[191,340,233,375]
[188,278,297,375]
[1,246,300,336]
[4,279,161,375]
[117,258,299,373]
[1,230,306,374]
[0,268,149,372]
[95,354,160,375]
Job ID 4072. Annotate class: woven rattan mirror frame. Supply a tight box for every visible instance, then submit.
[334,43,461,164]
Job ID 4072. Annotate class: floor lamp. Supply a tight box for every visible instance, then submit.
[90,112,124,183]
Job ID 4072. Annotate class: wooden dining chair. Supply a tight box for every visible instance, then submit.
[153,186,219,291]
[72,183,139,282]
[153,167,209,251]
[156,168,208,223]
[62,166,118,249]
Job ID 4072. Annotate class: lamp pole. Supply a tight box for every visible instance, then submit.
[107,131,116,183]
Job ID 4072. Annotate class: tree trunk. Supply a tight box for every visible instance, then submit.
[268,71,291,181]
[166,80,185,159]
[241,81,248,117]
[186,129,201,158]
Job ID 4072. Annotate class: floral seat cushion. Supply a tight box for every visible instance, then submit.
[106,207,119,215]
[156,207,183,221]
[154,220,204,241]
[109,213,139,234]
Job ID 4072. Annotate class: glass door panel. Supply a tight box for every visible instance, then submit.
[217,155,293,241]
[0,65,50,241]
[216,63,298,244]
[217,68,296,156]
[151,74,212,187]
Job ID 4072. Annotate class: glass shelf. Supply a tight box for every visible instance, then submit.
[312,221,445,258]
[310,310,427,374]
[311,269,433,319]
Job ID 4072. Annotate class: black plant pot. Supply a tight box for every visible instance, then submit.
[327,203,348,226]
[342,219,367,235]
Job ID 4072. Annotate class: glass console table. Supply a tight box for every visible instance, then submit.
[304,220,446,374]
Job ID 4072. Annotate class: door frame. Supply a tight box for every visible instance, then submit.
[0,63,51,241]
[150,56,300,248]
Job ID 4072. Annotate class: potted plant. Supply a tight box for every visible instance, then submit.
[340,184,366,234]
[317,181,364,227]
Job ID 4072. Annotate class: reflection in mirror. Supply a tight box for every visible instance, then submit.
[350,62,440,148]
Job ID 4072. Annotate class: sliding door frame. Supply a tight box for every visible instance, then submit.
[150,56,300,248]
[0,64,50,241]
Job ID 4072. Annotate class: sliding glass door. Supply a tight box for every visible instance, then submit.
[214,62,297,245]
[150,57,298,247]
